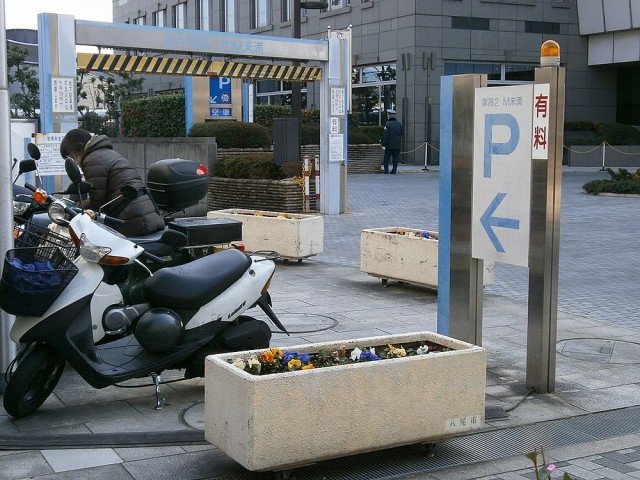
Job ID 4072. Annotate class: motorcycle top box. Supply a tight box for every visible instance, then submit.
[147,158,209,211]
[168,217,242,246]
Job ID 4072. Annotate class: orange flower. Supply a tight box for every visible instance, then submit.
[270,348,283,359]
[259,351,274,362]
[302,364,315,370]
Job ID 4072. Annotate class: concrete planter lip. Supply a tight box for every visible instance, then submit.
[360,226,494,288]
[208,208,324,260]
[205,330,486,472]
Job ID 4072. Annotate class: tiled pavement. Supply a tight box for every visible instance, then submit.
[1,166,639,479]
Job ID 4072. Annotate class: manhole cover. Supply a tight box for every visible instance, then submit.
[557,338,640,364]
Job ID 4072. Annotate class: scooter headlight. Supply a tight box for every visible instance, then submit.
[78,234,129,265]
[48,200,69,226]
[13,200,30,215]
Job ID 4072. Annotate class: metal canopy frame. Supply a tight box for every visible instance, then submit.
[37,14,346,216]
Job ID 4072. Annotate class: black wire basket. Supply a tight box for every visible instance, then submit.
[0,245,78,317]
[13,221,78,261]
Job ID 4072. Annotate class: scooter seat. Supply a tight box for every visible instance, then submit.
[142,248,252,309]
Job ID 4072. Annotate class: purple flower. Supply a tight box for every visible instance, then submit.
[359,351,380,362]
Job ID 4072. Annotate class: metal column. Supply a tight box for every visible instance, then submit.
[526,66,565,393]
[438,74,486,346]
[0,0,16,392]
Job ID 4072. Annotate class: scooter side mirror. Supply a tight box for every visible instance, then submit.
[17,159,37,176]
[27,143,41,161]
[65,157,83,185]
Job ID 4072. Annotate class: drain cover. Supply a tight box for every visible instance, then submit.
[557,338,640,364]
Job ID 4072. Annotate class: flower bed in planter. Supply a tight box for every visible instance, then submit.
[204,331,486,472]
[207,208,323,261]
[360,227,495,289]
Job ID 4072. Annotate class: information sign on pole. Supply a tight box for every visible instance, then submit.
[471,84,535,268]
[209,77,232,118]
[33,132,66,176]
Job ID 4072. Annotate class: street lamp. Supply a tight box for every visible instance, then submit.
[292,1,327,157]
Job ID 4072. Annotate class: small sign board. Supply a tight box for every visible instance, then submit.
[33,133,66,176]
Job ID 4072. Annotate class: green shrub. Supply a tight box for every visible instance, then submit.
[214,154,284,180]
[360,125,384,143]
[253,105,291,128]
[79,112,107,135]
[189,121,272,148]
[582,168,640,195]
[349,127,378,144]
[301,124,320,145]
[121,93,186,137]
[596,123,640,145]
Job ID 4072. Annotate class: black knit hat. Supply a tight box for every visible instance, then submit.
[60,128,92,158]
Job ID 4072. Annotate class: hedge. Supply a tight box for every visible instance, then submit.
[213,154,284,180]
[582,168,640,195]
[189,121,272,148]
[121,93,186,137]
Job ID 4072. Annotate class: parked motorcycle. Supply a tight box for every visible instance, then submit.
[1,158,287,419]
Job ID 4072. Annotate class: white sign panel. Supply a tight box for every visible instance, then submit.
[329,134,344,162]
[331,88,345,116]
[51,77,75,113]
[532,84,551,159]
[472,84,534,267]
[330,117,340,133]
[33,133,66,176]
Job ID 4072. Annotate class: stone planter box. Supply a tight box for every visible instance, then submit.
[204,331,486,472]
[207,208,323,260]
[360,227,494,289]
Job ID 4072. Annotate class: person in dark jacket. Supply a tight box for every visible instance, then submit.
[381,109,403,174]
[60,129,165,236]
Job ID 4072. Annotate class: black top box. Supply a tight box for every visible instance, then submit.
[147,158,209,211]
[168,217,242,246]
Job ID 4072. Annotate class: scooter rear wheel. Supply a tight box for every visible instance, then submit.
[3,344,65,418]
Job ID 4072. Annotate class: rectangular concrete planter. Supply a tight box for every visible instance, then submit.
[207,208,323,260]
[360,227,494,289]
[204,331,486,472]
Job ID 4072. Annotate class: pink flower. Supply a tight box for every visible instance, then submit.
[547,464,556,472]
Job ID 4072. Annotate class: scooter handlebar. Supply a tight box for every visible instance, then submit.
[140,250,166,265]
[24,182,38,192]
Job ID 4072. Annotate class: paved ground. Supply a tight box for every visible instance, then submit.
[1,165,639,479]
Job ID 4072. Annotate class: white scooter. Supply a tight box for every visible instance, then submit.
[1,158,288,419]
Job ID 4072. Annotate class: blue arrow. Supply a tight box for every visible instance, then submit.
[480,192,520,253]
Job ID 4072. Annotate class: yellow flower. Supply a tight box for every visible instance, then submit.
[302,364,315,370]
[287,359,302,370]
[270,348,284,359]
[388,344,407,357]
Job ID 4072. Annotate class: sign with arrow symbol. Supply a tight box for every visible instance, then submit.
[472,84,534,267]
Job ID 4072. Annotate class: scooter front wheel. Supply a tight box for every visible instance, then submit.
[3,344,65,418]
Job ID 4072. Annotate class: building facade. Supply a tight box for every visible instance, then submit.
[111,0,620,164]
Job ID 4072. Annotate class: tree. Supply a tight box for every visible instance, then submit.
[7,45,39,118]
[76,70,144,136]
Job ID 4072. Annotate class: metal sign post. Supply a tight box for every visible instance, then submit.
[527,64,565,393]
[439,42,565,394]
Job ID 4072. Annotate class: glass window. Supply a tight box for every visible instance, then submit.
[252,0,269,29]
[361,64,396,83]
[153,9,166,27]
[173,3,187,28]
[255,80,306,107]
[505,64,535,82]
[221,0,236,32]
[282,0,291,22]
[134,16,145,25]
[328,0,350,10]
[197,0,210,30]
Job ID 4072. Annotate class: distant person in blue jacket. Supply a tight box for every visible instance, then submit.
[381,109,403,174]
